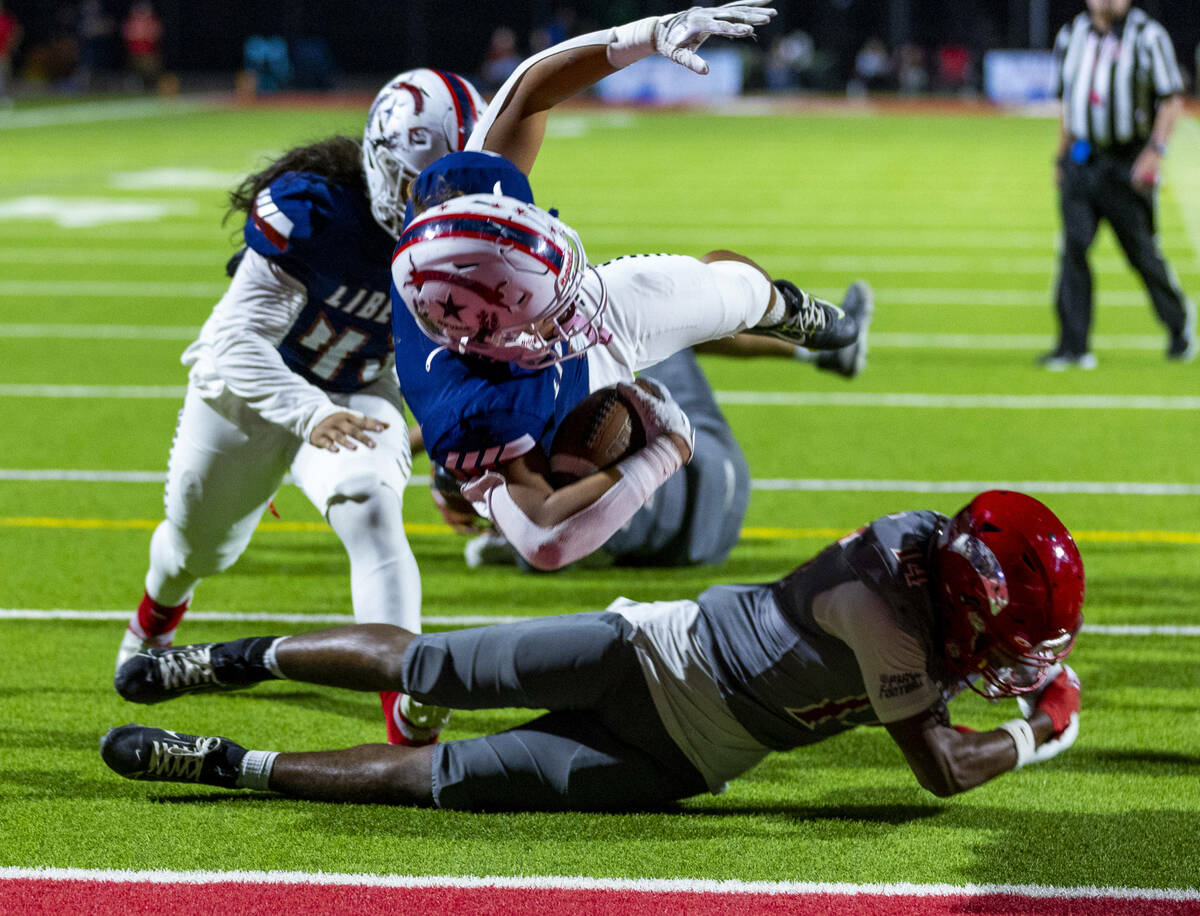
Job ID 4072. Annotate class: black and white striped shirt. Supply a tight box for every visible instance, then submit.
[1054,7,1184,151]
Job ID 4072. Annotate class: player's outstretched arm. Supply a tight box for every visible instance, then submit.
[885,666,1081,797]
[470,2,776,173]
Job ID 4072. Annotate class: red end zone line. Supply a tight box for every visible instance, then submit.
[3,871,1198,916]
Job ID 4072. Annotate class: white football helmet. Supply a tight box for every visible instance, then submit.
[393,193,607,369]
[363,69,485,238]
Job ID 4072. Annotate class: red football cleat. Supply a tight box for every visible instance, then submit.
[380,691,450,747]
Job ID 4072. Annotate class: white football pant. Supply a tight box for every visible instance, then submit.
[585,255,772,388]
[145,381,420,630]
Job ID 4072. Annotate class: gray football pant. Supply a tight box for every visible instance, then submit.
[403,612,708,810]
[602,348,751,566]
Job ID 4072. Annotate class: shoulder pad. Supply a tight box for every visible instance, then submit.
[244,171,345,257]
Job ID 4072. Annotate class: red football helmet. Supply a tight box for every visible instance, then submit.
[934,490,1084,697]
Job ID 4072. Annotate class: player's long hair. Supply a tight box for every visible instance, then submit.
[224,136,366,224]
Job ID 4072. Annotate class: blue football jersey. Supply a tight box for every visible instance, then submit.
[391,150,590,474]
[393,302,590,474]
[245,171,396,393]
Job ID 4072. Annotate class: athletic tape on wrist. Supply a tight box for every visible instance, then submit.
[998,718,1036,770]
[606,17,659,69]
[615,437,684,499]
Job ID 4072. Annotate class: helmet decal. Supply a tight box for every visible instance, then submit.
[363,69,485,239]
[391,193,604,369]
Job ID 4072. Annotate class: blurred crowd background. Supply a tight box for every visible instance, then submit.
[0,0,1197,106]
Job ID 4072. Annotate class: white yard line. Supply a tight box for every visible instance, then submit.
[0,324,199,340]
[713,391,1200,410]
[0,281,1161,307]
[0,324,1165,350]
[1,866,1197,902]
[0,249,223,266]
[0,280,225,298]
[0,384,187,399]
[4,385,1198,410]
[0,609,526,627]
[3,469,1199,497]
[0,609,1195,636]
[869,332,1163,350]
[0,470,168,482]
[749,479,1200,496]
[0,98,203,129]
[879,288,1147,307]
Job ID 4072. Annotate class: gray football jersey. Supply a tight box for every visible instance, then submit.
[693,510,949,751]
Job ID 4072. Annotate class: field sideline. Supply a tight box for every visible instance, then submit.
[1,93,1198,913]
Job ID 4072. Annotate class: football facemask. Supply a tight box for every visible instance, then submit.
[935,490,1084,698]
[393,194,607,369]
[362,69,484,238]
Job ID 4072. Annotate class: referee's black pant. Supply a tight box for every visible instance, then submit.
[1054,151,1191,356]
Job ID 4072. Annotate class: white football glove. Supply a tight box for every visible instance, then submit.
[656,1,777,75]
[618,378,695,456]
[607,1,777,75]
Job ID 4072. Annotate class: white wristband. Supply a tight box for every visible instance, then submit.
[998,718,1036,770]
[606,17,659,69]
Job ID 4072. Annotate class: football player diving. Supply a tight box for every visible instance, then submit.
[389,1,873,580]
[103,492,1086,813]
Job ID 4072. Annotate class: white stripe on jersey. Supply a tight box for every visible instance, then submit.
[254,188,295,240]
[1112,22,1136,143]
[447,433,536,474]
[1057,9,1183,147]
[498,434,536,463]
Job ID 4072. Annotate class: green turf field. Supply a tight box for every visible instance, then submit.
[1,97,1198,891]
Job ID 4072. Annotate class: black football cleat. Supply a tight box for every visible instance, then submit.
[101,724,246,788]
[749,279,860,350]
[115,638,279,705]
[816,281,874,378]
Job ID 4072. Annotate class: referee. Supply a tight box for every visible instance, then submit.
[1043,0,1196,369]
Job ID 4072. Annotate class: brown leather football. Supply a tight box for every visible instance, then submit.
[549,385,647,487]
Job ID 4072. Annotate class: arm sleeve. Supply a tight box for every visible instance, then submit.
[465,27,616,152]
[460,436,683,570]
[207,249,343,440]
[812,580,942,723]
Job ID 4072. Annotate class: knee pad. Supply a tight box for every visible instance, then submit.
[707,258,773,316]
[327,471,387,506]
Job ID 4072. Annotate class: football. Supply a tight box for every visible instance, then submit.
[549,385,647,487]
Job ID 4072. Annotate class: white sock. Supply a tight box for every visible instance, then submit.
[759,293,786,327]
[262,636,287,679]
[236,750,278,790]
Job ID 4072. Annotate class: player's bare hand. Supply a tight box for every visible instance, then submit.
[309,411,388,453]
